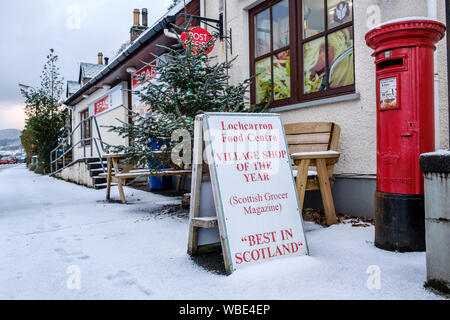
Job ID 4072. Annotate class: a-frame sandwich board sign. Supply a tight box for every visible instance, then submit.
[187,113,309,275]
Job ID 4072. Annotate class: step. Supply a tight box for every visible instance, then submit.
[89,161,108,165]
[88,161,108,170]
[93,176,107,185]
[90,167,108,177]
[94,183,117,190]
[85,157,107,163]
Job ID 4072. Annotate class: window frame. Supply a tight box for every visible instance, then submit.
[249,0,356,107]
[249,0,296,108]
[80,108,91,146]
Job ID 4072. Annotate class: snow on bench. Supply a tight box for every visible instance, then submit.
[292,170,318,178]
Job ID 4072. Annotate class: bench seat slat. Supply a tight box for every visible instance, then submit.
[286,133,331,145]
[284,122,332,135]
[292,170,318,177]
[288,144,329,154]
[100,169,191,178]
[114,170,191,179]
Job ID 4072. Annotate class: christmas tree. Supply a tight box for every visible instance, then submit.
[107,25,268,170]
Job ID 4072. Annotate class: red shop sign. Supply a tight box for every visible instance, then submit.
[94,95,110,115]
[132,60,157,90]
[180,27,214,54]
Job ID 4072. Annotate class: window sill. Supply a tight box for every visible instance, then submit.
[269,92,360,113]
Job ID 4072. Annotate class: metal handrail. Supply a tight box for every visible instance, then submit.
[50,115,107,175]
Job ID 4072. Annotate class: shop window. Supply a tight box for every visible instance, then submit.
[80,109,91,145]
[253,0,291,104]
[250,0,355,106]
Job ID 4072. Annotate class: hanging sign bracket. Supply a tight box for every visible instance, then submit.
[180,13,224,39]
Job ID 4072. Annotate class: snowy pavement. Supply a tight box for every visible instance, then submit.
[0,165,445,300]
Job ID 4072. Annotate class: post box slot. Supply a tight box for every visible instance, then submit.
[377,58,404,71]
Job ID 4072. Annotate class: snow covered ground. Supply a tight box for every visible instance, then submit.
[0,165,445,300]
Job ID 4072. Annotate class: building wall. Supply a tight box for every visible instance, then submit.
[55,161,94,187]
[204,0,449,176]
[437,0,449,151]
[95,105,129,153]
[71,82,129,161]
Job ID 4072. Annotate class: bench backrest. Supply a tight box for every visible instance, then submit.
[283,122,340,155]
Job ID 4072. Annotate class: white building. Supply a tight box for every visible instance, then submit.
[202,0,448,217]
[55,0,448,218]
[56,1,200,188]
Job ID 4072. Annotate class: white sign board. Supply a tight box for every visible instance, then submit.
[89,82,125,117]
[379,76,398,109]
[203,113,308,272]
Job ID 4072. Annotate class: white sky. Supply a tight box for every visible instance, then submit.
[0,0,173,130]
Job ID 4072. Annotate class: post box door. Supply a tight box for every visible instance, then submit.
[376,50,419,194]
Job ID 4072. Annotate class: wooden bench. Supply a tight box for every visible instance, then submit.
[100,154,191,204]
[187,117,341,259]
[285,122,341,226]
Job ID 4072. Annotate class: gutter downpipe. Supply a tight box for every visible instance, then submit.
[200,0,206,29]
[427,0,440,150]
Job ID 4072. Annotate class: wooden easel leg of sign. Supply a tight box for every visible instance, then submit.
[187,115,233,275]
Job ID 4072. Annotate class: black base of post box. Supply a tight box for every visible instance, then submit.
[374,191,425,252]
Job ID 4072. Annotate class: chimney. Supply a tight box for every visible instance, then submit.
[98,52,103,65]
[104,57,109,65]
[130,9,147,43]
[133,9,140,26]
[142,8,148,27]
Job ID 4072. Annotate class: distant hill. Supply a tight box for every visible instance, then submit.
[0,129,24,157]
[0,129,21,141]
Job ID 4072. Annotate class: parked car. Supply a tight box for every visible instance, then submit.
[0,157,9,165]
[8,156,19,164]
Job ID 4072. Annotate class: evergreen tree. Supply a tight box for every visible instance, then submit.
[20,49,67,174]
[107,28,267,170]
[20,125,35,165]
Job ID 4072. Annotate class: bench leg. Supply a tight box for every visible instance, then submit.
[316,159,338,226]
[111,158,127,204]
[176,176,182,192]
[117,179,127,204]
[106,158,112,200]
[295,159,310,212]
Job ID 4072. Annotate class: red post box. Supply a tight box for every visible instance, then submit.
[366,18,446,251]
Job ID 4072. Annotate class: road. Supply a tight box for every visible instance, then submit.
[0,165,445,300]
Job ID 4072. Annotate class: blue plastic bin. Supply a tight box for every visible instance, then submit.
[148,140,173,190]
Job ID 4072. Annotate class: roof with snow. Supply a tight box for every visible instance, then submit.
[66,81,81,98]
[78,63,105,84]
[64,0,193,106]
